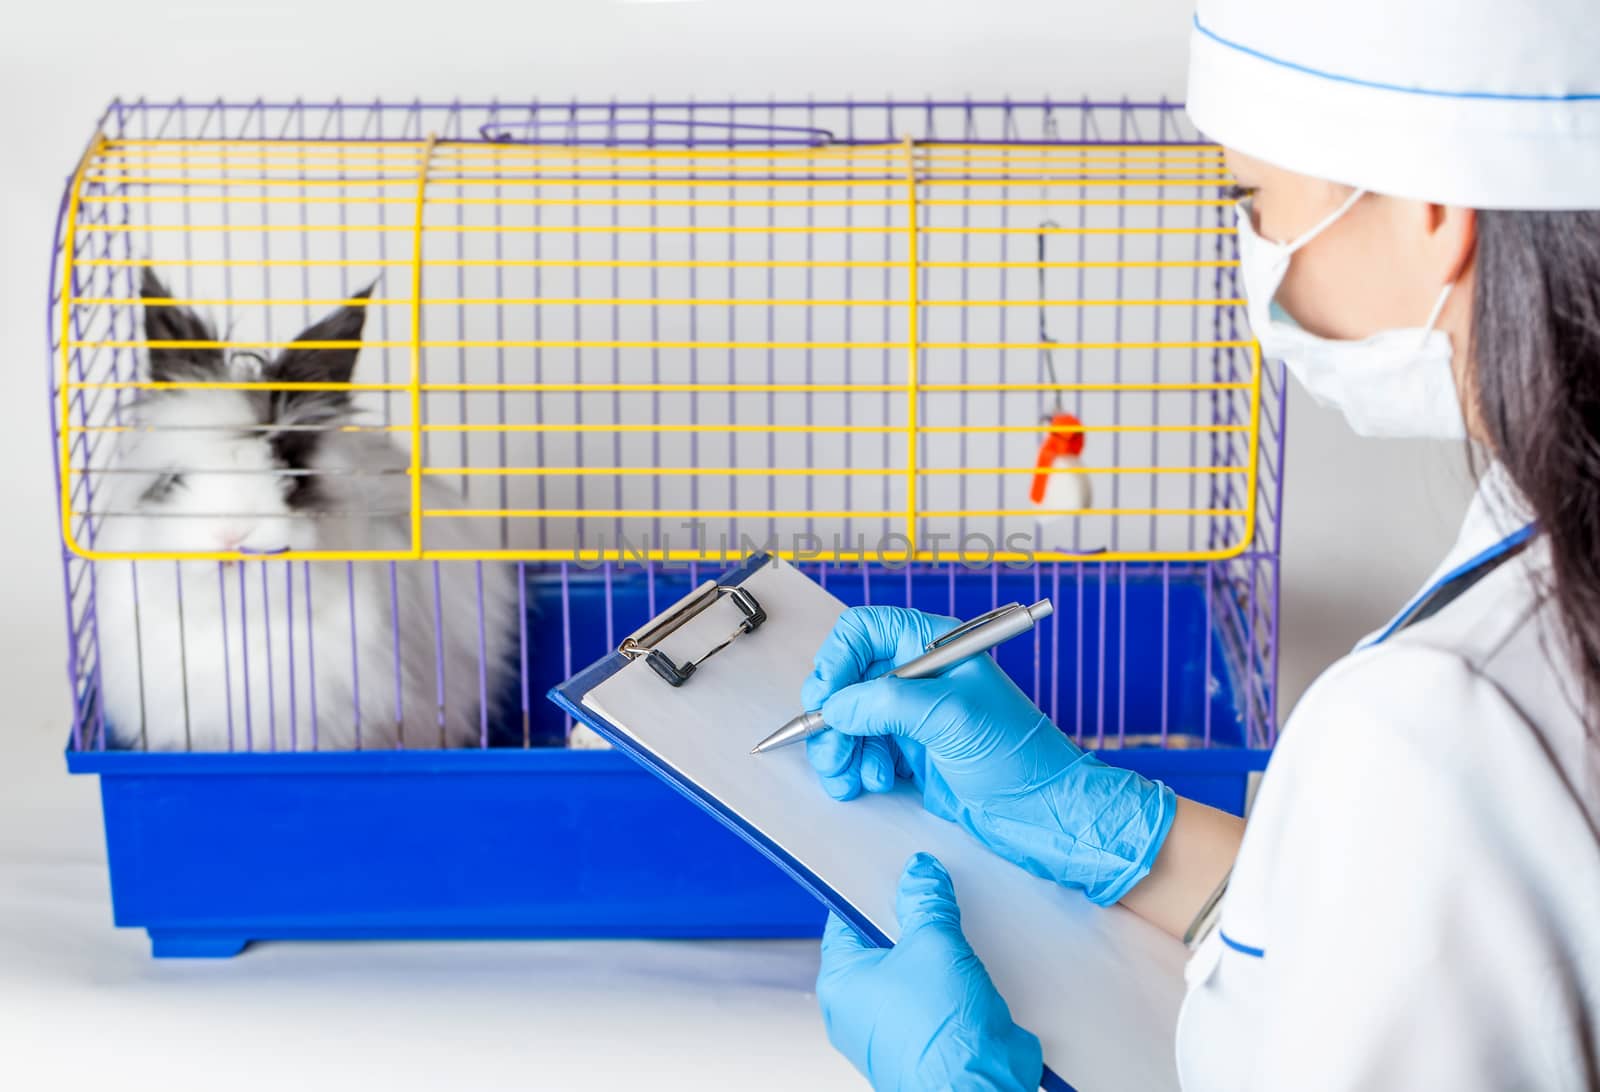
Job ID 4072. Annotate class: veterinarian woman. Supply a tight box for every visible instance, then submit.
[802,0,1600,1087]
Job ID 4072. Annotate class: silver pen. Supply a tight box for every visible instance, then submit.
[749,598,1055,755]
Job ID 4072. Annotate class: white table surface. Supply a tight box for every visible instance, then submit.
[0,716,860,1091]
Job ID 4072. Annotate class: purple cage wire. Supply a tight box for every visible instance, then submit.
[48,96,1286,762]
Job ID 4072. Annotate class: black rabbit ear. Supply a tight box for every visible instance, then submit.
[141,269,223,383]
[269,283,375,399]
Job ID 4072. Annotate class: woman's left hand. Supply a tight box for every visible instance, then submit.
[816,853,1043,1092]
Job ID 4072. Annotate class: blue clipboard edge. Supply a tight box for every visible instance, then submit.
[546,552,1075,1092]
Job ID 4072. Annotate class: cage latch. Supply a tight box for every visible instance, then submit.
[618,577,768,687]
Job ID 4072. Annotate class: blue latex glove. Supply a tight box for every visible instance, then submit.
[817,852,1043,1092]
[801,605,1176,906]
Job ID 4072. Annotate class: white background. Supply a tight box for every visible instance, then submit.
[0,2,1472,1089]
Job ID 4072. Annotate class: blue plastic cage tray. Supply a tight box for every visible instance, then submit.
[68,565,1270,958]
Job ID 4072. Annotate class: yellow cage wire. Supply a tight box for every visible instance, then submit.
[57,130,1259,566]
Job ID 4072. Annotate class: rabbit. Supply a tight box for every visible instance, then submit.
[91,271,520,751]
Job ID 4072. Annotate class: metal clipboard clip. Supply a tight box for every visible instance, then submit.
[617,580,769,687]
[925,603,1023,651]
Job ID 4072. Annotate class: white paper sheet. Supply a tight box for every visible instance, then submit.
[583,557,1187,1092]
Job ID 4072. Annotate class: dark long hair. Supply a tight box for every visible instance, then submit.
[1473,210,1600,725]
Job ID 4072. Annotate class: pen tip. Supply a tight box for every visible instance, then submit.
[748,745,762,755]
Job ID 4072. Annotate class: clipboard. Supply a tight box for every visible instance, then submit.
[548,553,1188,1092]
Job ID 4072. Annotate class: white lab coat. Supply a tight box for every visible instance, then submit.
[1175,472,1600,1090]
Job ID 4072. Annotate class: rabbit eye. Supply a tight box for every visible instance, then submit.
[141,472,185,504]
[280,471,319,509]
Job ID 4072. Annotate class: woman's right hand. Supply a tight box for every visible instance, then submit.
[801,605,1178,907]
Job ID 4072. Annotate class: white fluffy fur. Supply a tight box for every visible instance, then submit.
[94,380,519,751]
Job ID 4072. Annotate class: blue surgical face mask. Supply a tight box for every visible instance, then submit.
[1234,192,1465,440]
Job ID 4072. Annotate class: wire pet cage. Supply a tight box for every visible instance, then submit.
[50,97,1283,957]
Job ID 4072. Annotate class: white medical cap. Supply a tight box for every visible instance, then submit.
[1186,0,1600,210]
